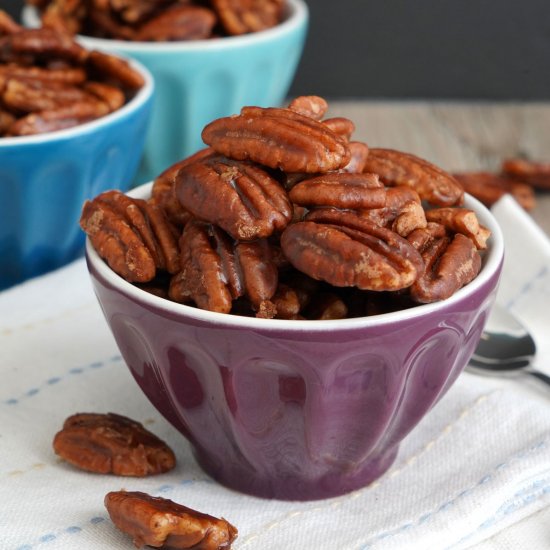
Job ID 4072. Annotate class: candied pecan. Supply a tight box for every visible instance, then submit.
[358,186,426,237]
[104,491,238,549]
[84,80,125,111]
[150,148,214,228]
[86,6,137,40]
[80,190,179,282]
[0,108,16,134]
[174,155,292,240]
[8,27,88,64]
[211,0,284,35]
[53,413,176,476]
[281,212,424,292]
[169,220,278,316]
[2,77,101,113]
[287,95,328,120]
[425,207,490,250]
[305,292,348,320]
[7,101,109,135]
[41,0,86,35]
[407,221,447,252]
[0,10,23,35]
[87,49,145,90]
[410,233,481,303]
[136,4,216,41]
[454,171,535,210]
[0,63,87,84]
[288,172,386,210]
[271,283,302,319]
[341,141,370,173]
[501,158,550,190]
[363,148,464,206]
[322,117,355,141]
[201,106,351,173]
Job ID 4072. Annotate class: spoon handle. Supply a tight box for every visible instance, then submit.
[527,370,550,387]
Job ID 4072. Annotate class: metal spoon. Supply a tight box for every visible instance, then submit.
[468,304,549,385]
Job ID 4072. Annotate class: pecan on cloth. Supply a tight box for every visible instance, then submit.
[104,490,238,549]
[53,413,176,476]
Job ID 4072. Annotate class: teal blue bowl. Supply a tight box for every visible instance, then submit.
[0,59,154,291]
[26,0,308,183]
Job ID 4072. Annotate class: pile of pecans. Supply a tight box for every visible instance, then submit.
[53,412,238,549]
[455,158,550,211]
[81,95,492,321]
[27,0,287,40]
[0,11,145,137]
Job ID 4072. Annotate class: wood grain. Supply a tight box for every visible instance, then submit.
[329,101,550,235]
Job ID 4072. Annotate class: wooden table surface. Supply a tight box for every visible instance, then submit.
[331,101,550,235]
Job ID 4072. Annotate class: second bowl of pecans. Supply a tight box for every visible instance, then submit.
[82,95,504,501]
[0,12,154,289]
[23,0,309,183]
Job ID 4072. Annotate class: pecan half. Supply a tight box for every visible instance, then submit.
[358,186,426,237]
[322,117,355,141]
[201,106,351,173]
[425,207,491,250]
[211,0,284,35]
[135,5,216,41]
[410,233,481,303]
[169,220,278,316]
[104,491,238,549]
[86,49,145,90]
[8,101,109,135]
[281,212,424,291]
[53,413,176,476]
[454,171,535,210]
[174,155,292,240]
[287,95,328,120]
[363,148,464,206]
[501,158,550,190]
[288,172,386,210]
[341,141,370,173]
[80,190,179,282]
[150,147,214,228]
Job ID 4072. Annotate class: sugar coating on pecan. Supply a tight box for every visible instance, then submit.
[104,490,238,549]
[80,190,179,282]
[201,106,351,173]
[363,148,464,207]
[212,0,285,35]
[287,95,328,120]
[169,220,278,316]
[410,233,481,303]
[53,413,176,476]
[281,213,424,292]
[174,154,292,240]
[289,172,386,210]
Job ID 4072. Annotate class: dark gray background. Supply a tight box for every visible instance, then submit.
[4,0,550,99]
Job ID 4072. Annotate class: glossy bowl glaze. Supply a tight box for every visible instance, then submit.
[0,59,153,291]
[25,0,309,183]
[86,182,504,500]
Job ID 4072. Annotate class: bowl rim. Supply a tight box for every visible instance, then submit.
[22,0,309,53]
[86,181,505,332]
[0,55,154,147]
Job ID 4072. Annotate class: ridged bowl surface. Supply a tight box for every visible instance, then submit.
[86,182,504,500]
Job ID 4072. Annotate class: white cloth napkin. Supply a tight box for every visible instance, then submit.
[1,195,550,550]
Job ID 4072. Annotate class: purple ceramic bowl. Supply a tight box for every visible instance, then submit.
[86,182,504,501]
